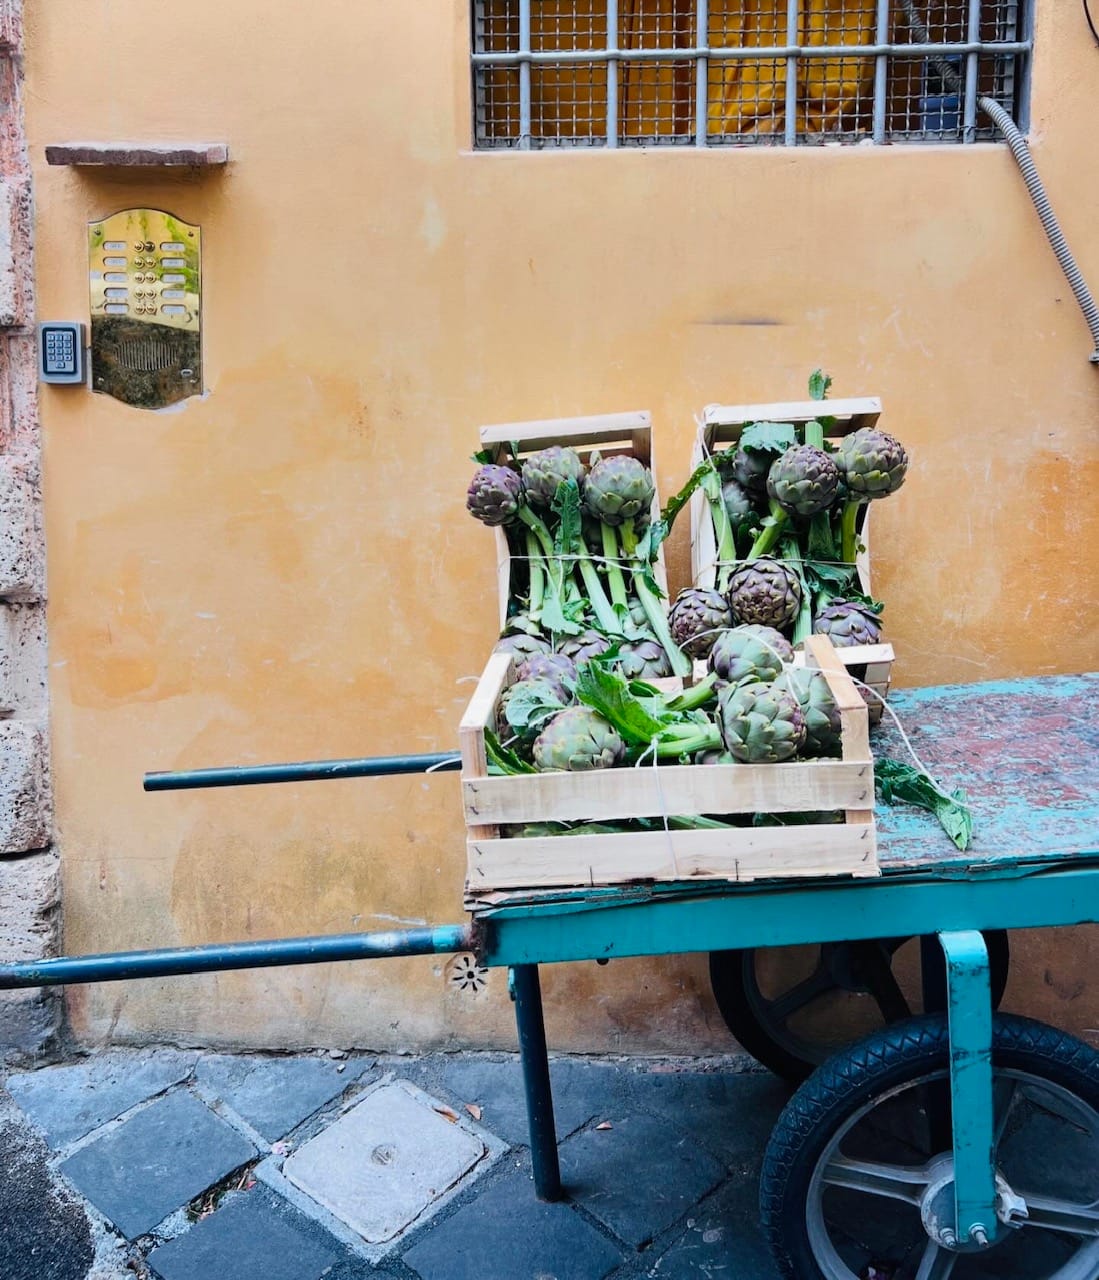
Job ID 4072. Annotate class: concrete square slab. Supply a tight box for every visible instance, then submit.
[5,1049,198,1148]
[402,1162,624,1280]
[560,1112,726,1248]
[58,1089,256,1238]
[195,1053,371,1142]
[147,1188,339,1280]
[282,1080,488,1245]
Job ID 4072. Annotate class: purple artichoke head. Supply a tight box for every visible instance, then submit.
[835,429,909,500]
[467,464,524,527]
[774,667,842,755]
[708,624,793,687]
[669,588,733,660]
[767,444,840,517]
[812,600,883,648]
[583,456,655,527]
[726,558,802,631]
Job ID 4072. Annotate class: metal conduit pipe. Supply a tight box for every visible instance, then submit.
[902,0,1099,364]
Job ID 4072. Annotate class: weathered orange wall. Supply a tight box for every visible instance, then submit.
[24,1,1098,1053]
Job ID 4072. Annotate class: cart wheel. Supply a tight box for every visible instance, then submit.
[708,932,1011,1082]
[760,1013,1099,1280]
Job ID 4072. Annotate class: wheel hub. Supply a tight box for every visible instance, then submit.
[918,1155,1027,1251]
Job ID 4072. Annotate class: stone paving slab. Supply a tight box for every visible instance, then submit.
[282,1079,493,1246]
[643,1181,779,1278]
[58,1089,256,1239]
[435,1057,620,1147]
[401,1160,625,1280]
[5,1049,198,1148]
[194,1052,372,1142]
[147,1186,341,1280]
[559,1112,727,1249]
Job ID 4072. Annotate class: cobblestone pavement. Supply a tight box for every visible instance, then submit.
[1,1046,790,1280]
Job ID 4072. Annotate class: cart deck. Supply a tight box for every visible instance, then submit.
[2,669,1096,1277]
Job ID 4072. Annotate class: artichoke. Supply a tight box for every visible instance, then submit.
[708,624,793,687]
[774,667,842,756]
[521,446,587,509]
[498,677,573,744]
[767,444,840,517]
[467,464,524,527]
[730,445,771,494]
[812,600,884,648]
[517,652,578,687]
[669,588,733,660]
[583,456,655,527]
[613,637,673,681]
[533,706,625,772]
[726,558,802,630]
[835,429,908,499]
[716,681,806,764]
[721,477,760,526]
[494,633,551,661]
[557,629,613,663]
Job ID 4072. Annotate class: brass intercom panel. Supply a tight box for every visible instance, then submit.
[89,209,201,409]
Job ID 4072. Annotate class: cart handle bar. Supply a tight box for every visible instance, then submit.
[144,751,461,792]
[0,924,473,990]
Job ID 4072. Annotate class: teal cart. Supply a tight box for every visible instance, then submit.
[3,671,1097,1279]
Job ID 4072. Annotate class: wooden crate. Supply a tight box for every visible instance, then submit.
[460,634,877,898]
[687,396,893,722]
[478,410,668,631]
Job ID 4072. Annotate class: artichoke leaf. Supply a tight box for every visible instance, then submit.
[874,756,973,851]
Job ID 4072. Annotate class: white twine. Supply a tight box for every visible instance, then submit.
[632,734,680,878]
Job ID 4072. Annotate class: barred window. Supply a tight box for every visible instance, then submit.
[471,2,1031,148]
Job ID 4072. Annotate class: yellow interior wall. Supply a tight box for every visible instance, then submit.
[23,0,1098,1053]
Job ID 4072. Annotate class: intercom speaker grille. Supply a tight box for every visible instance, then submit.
[115,336,179,373]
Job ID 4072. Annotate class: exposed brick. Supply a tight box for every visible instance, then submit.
[0,850,61,1060]
[0,720,49,852]
[0,454,43,601]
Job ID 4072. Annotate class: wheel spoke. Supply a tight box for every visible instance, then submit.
[855,941,913,1023]
[992,1075,1022,1148]
[768,964,836,1023]
[1018,1193,1099,1238]
[820,1155,930,1205]
[914,1239,958,1280]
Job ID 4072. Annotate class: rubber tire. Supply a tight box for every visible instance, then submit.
[709,930,1012,1082]
[759,1012,1099,1280]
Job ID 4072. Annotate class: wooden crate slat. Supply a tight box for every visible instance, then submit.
[468,822,877,890]
[701,397,881,442]
[464,760,872,826]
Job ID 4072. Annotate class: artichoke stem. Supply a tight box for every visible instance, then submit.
[601,522,629,611]
[708,490,738,594]
[653,726,722,758]
[665,671,717,712]
[840,500,862,564]
[617,520,690,677]
[748,500,790,560]
[525,531,545,623]
[515,504,556,561]
[574,538,624,635]
[804,420,825,450]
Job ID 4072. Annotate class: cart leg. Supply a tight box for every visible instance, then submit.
[511,964,563,1201]
[938,930,999,1249]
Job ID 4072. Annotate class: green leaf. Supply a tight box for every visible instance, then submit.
[806,512,839,562]
[501,684,565,733]
[874,756,974,851]
[551,478,583,558]
[484,729,537,775]
[648,518,669,559]
[739,421,798,457]
[574,660,677,746]
[471,448,495,465]
[660,457,714,531]
[808,369,833,401]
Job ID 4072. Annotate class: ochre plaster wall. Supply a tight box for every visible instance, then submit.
[23,1,1098,1053]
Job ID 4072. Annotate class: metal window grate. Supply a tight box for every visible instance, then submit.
[471,1,1031,148]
